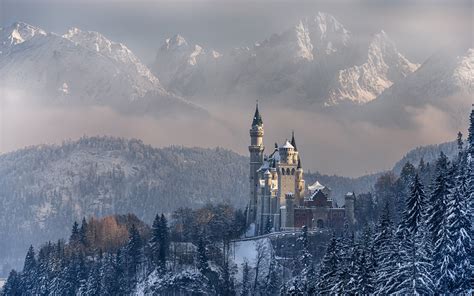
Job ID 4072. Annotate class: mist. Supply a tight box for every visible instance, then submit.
[1,88,469,177]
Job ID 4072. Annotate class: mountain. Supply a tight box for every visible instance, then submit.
[151,12,418,107]
[327,31,418,105]
[362,48,473,127]
[0,22,206,117]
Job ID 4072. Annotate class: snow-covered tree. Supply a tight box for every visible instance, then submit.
[318,233,339,294]
[240,261,250,296]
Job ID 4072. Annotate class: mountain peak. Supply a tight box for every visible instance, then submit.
[1,21,46,48]
[162,34,188,51]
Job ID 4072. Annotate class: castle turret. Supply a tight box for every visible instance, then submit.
[248,103,265,226]
[345,192,356,224]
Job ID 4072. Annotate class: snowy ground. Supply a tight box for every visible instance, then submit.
[0,278,6,290]
[229,237,272,280]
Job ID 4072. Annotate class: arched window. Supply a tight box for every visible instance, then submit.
[317,219,325,229]
[291,168,295,175]
[281,168,285,175]
[286,168,290,175]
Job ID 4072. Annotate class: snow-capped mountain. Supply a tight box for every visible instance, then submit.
[151,12,417,106]
[0,22,205,117]
[362,48,473,127]
[327,31,418,105]
[152,34,222,96]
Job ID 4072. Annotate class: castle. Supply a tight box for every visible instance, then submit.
[247,104,355,236]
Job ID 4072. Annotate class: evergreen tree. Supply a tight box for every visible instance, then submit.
[427,153,451,248]
[373,203,399,293]
[240,261,250,296]
[447,172,472,293]
[125,224,143,292]
[318,233,339,294]
[150,213,170,272]
[388,172,434,294]
[219,259,236,296]
[21,245,37,294]
[297,225,316,294]
[402,174,426,234]
[334,221,355,294]
[69,221,81,251]
[264,254,281,296]
[83,262,101,295]
[159,214,170,270]
[79,217,89,248]
[196,237,210,274]
[2,270,21,296]
[99,254,120,296]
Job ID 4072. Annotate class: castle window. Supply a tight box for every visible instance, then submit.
[286,168,290,175]
[281,169,285,175]
[291,168,295,175]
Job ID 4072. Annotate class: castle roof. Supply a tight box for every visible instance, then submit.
[308,181,325,191]
[291,131,297,151]
[252,102,263,126]
[282,140,294,149]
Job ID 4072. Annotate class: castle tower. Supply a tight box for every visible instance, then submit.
[345,192,356,224]
[248,103,264,226]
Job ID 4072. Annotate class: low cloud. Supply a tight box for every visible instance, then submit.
[1,88,469,177]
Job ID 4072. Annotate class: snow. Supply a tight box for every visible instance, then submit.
[282,141,294,149]
[328,31,419,105]
[0,278,5,290]
[308,180,326,191]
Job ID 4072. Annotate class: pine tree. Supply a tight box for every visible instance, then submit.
[373,204,399,293]
[125,224,143,292]
[69,221,81,251]
[83,262,101,295]
[264,254,281,296]
[334,221,355,294]
[79,217,89,248]
[447,171,472,293]
[240,261,250,296]
[388,172,434,294]
[427,153,451,248]
[2,270,21,296]
[99,254,120,296]
[159,214,169,270]
[318,233,339,294]
[296,225,315,294]
[150,213,170,272]
[219,259,236,296]
[402,174,426,234]
[21,245,37,294]
[196,237,210,274]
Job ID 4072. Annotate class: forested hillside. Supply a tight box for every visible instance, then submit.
[0,136,464,275]
[0,136,248,274]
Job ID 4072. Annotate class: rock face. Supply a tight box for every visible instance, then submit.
[0,22,206,117]
[150,12,418,106]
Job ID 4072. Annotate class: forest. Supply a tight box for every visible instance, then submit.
[2,111,473,295]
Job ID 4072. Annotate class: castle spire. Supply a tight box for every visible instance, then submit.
[252,101,263,127]
[291,130,297,151]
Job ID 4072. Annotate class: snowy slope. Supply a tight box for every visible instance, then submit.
[328,31,419,105]
[0,22,205,117]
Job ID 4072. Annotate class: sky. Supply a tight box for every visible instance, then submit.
[1,0,472,63]
[0,0,472,177]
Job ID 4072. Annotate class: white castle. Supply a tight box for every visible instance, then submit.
[246,104,355,236]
